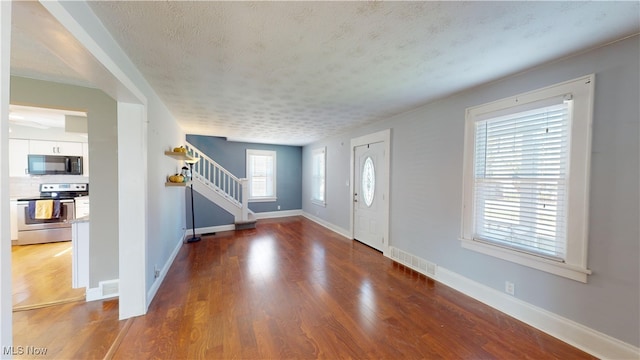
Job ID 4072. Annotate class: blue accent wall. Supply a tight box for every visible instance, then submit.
[185,135,302,226]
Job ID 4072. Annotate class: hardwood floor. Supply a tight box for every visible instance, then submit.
[12,241,86,309]
[13,216,595,359]
[13,299,123,359]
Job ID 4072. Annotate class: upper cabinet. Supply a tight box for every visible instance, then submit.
[9,139,30,177]
[82,143,89,177]
[29,140,83,156]
[9,139,89,177]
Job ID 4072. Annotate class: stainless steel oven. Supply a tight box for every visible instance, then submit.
[16,199,75,245]
[15,183,88,245]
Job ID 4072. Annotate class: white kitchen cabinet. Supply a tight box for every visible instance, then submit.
[9,139,29,177]
[75,196,90,218]
[10,200,18,241]
[29,140,83,156]
[82,142,89,176]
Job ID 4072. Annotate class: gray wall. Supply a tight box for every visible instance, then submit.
[303,138,352,227]
[145,93,188,293]
[302,36,639,346]
[10,76,119,288]
[186,135,302,226]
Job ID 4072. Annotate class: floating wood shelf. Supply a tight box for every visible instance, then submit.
[164,151,196,162]
[165,181,189,187]
[165,150,196,186]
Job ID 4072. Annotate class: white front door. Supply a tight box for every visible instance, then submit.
[353,141,385,251]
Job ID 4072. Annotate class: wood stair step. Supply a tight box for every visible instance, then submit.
[235,220,257,230]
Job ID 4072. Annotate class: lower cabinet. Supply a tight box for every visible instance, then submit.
[75,196,90,218]
[72,220,90,289]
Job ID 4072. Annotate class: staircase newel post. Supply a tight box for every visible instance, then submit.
[241,178,249,222]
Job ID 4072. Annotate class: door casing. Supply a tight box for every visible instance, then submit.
[349,129,391,256]
[354,141,385,251]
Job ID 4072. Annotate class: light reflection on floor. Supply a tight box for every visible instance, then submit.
[247,236,277,282]
[311,241,327,287]
[245,230,378,334]
[358,278,377,331]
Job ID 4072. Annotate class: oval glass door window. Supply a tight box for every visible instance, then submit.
[362,156,375,207]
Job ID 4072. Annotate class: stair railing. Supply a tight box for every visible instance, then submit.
[185,143,249,221]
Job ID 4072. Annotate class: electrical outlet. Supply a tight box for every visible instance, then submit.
[277,205,281,210]
[505,281,515,296]
[154,265,160,278]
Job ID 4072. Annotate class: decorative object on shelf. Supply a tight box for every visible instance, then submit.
[181,166,191,182]
[164,149,196,186]
[168,174,185,183]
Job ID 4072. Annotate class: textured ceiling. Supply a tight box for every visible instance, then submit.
[11,2,640,146]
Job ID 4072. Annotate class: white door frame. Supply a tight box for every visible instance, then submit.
[349,129,391,256]
[37,2,149,319]
[1,1,150,347]
[0,0,13,350]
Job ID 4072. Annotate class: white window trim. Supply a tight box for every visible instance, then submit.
[246,149,277,202]
[311,147,327,207]
[460,74,595,283]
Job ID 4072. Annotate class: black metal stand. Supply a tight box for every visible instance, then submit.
[186,162,201,243]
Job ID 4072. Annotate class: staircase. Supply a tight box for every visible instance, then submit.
[186,142,256,229]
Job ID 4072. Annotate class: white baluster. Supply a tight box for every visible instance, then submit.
[241,179,249,221]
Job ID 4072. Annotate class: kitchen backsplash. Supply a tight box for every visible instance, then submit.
[10,175,89,198]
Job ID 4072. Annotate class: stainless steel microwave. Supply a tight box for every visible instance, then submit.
[27,155,83,175]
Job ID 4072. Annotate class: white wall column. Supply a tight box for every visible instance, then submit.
[40,1,149,320]
[0,1,12,354]
[117,102,148,319]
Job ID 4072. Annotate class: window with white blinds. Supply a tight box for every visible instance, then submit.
[247,149,276,201]
[473,102,569,260]
[461,75,595,282]
[311,147,326,206]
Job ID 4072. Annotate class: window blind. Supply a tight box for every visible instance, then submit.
[311,148,325,203]
[249,154,274,197]
[473,102,570,260]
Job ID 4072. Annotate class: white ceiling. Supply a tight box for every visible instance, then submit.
[10,1,123,100]
[9,104,86,130]
[11,1,640,146]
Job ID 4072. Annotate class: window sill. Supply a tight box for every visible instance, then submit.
[311,199,326,207]
[460,238,591,283]
[249,197,277,203]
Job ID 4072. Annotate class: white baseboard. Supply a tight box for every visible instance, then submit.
[252,209,302,219]
[188,211,349,240]
[387,246,639,360]
[86,279,119,302]
[301,212,351,239]
[85,288,102,302]
[436,267,639,360]
[186,210,303,235]
[185,224,235,238]
[146,234,184,308]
